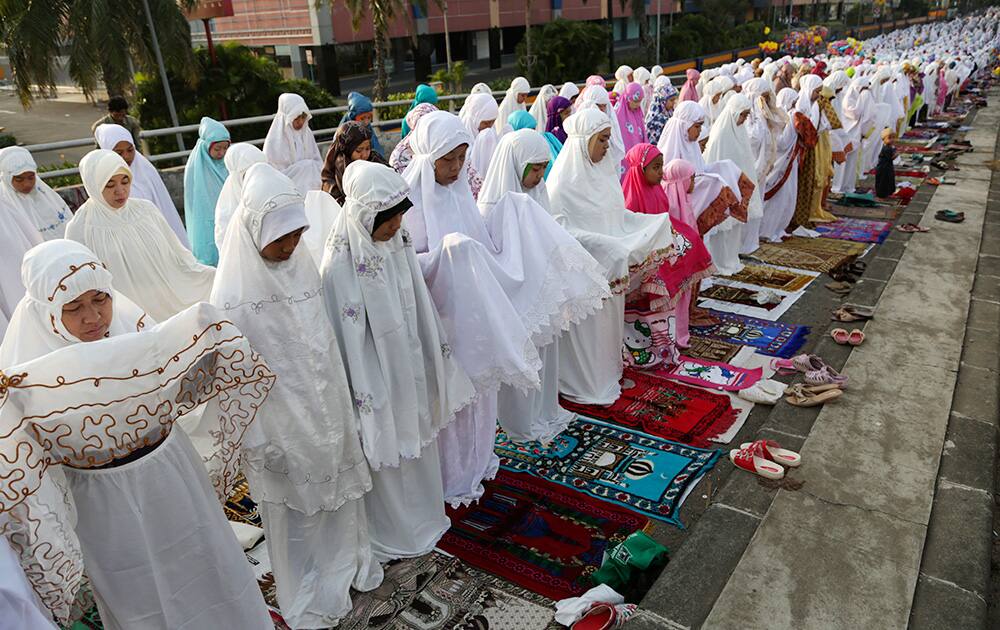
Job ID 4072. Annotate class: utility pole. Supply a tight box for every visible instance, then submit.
[140,0,184,151]
[607,0,615,71]
[656,0,662,66]
[442,0,453,72]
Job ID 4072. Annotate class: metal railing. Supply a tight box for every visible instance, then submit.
[28,92,508,180]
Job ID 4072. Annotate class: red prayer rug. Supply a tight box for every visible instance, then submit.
[438,470,649,600]
[560,369,736,447]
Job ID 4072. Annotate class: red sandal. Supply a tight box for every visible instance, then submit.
[729,444,786,480]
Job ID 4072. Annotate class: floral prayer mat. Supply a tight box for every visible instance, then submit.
[689,310,811,358]
[494,418,719,526]
[814,218,893,244]
[720,263,815,293]
[683,335,744,363]
[750,237,869,274]
[559,368,737,448]
[439,469,649,599]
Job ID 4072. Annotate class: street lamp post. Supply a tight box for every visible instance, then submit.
[442,0,453,72]
[656,0,661,66]
[140,0,184,152]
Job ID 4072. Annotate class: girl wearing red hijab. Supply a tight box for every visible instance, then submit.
[679,69,701,102]
[622,144,714,348]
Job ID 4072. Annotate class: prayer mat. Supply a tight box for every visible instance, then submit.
[698,285,781,310]
[684,335,743,363]
[559,368,737,447]
[814,218,893,244]
[720,263,816,293]
[689,310,811,358]
[749,237,869,274]
[335,552,560,629]
[494,418,719,526]
[438,469,650,599]
[225,474,262,528]
[829,203,902,221]
[655,357,762,392]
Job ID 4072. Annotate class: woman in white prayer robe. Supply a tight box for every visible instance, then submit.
[835,77,876,194]
[0,147,71,240]
[658,102,750,274]
[699,76,736,126]
[211,164,381,628]
[403,111,609,501]
[477,129,609,443]
[529,84,558,131]
[214,143,267,250]
[546,109,676,404]
[0,535,57,629]
[760,88,803,242]
[0,239,273,630]
[65,150,215,322]
[494,77,531,136]
[263,93,324,194]
[0,185,43,339]
[459,93,500,198]
[320,160,476,559]
[93,123,188,247]
[704,94,763,256]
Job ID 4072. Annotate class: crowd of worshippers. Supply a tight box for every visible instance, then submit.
[0,9,996,629]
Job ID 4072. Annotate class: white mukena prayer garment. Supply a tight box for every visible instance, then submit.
[477,128,609,443]
[0,146,71,240]
[0,240,273,630]
[320,160,476,560]
[65,150,215,322]
[211,163,381,628]
[93,123,189,248]
[403,110,608,503]
[263,93,324,194]
[214,142,267,251]
[546,108,676,404]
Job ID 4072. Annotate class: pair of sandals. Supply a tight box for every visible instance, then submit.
[736,378,788,405]
[897,223,931,233]
[935,209,965,223]
[831,304,874,322]
[729,439,802,480]
[831,328,865,346]
[784,383,844,407]
[772,353,849,389]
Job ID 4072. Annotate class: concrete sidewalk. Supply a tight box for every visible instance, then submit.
[703,94,999,629]
[626,90,1000,630]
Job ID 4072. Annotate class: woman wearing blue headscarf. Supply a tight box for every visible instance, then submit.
[400,84,438,138]
[183,117,230,265]
[343,91,384,157]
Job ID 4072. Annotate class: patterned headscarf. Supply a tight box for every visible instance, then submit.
[644,78,679,146]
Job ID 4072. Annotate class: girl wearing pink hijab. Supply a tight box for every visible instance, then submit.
[663,157,718,332]
[621,145,714,347]
[615,83,648,155]
[679,69,701,102]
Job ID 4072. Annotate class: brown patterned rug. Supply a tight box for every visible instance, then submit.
[750,237,869,273]
[720,263,816,293]
[683,335,744,363]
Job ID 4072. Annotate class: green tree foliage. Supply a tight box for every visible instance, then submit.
[0,0,198,107]
[896,0,930,17]
[516,19,608,86]
[135,43,340,156]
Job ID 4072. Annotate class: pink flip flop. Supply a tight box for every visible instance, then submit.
[848,329,865,346]
[831,328,851,345]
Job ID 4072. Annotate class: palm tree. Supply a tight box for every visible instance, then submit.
[624,0,654,58]
[0,0,197,107]
[343,0,435,101]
